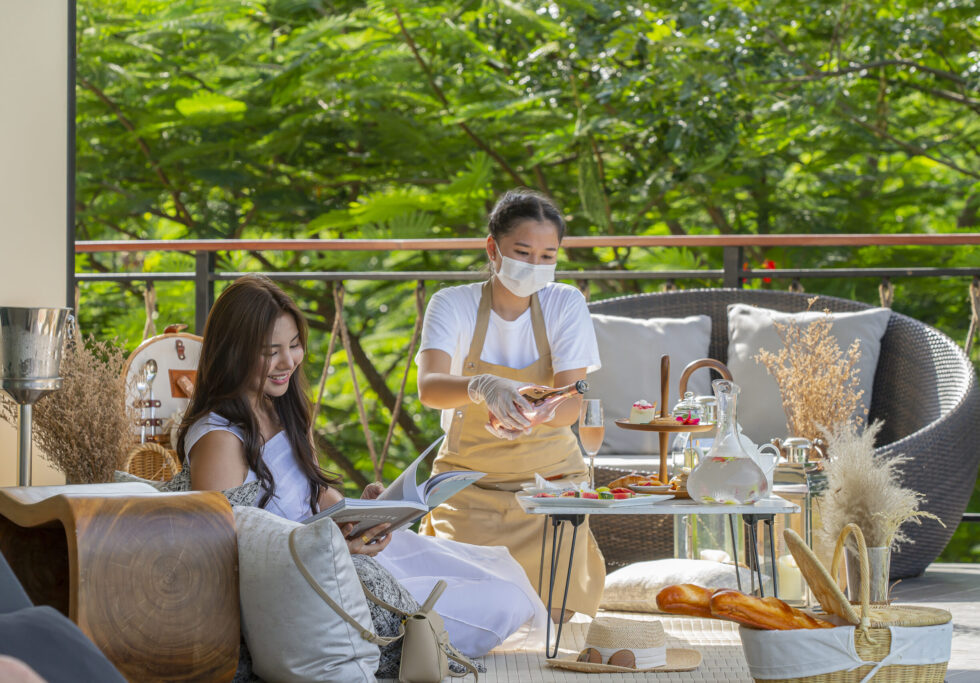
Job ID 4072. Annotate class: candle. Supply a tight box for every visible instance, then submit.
[700,548,731,564]
[777,554,805,602]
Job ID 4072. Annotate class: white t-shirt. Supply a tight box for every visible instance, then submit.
[417,281,601,431]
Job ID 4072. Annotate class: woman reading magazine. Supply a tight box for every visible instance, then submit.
[176,274,546,659]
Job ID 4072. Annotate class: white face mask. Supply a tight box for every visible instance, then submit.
[494,253,556,298]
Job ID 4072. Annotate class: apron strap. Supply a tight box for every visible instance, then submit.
[463,280,494,374]
[528,291,550,362]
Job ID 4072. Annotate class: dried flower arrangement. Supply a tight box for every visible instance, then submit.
[754,298,865,443]
[0,336,134,483]
[818,420,942,550]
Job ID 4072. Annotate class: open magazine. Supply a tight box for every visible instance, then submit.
[304,434,485,537]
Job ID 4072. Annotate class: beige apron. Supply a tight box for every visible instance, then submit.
[419,281,606,616]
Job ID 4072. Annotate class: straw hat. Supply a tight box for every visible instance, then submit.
[546,617,701,673]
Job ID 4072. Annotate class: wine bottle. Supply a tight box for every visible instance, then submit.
[488,379,589,430]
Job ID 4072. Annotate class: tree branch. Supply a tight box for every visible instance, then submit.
[314,432,370,488]
[763,59,971,87]
[391,9,527,187]
[836,101,980,179]
[78,76,196,227]
[295,286,430,456]
[859,75,980,112]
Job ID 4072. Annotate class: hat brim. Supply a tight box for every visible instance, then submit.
[546,648,702,673]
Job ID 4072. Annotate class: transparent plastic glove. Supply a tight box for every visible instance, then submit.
[524,401,560,428]
[467,374,533,430]
[484,419,529,440]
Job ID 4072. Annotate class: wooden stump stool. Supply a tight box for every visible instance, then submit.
[0,483,239,682]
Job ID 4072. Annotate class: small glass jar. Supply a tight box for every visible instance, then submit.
[696,395,717,425]
[669,392,704,476]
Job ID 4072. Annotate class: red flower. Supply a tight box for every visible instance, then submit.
[762,260,775,284]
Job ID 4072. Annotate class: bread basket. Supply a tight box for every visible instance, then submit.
[738,523,951,682]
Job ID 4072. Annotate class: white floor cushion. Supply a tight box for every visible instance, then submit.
[601,558,760,613]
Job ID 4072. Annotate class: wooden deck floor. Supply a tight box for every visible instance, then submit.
[891,562,980,681]
[432,562,980,683]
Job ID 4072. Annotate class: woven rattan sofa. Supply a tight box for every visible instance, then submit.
[586,288,980,579]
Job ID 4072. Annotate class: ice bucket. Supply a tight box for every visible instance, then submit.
[0,306,72,403]
[0,306,72,486]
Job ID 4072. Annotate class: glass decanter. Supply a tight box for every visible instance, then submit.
[687,379,769,505]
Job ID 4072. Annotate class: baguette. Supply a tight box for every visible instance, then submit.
[655,584,714,619]
[709,589,835,630]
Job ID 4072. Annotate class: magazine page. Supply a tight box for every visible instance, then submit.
[376,434,445,504]
[422,471,486,508]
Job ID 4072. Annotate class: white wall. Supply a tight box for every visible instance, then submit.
[0,2,70,486]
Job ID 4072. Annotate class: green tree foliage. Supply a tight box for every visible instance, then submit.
[75,0,979,557]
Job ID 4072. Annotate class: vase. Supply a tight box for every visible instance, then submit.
[687,379,769,505]
[845,544,891,604]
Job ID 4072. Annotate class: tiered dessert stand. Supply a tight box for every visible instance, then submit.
[613,355,728,483]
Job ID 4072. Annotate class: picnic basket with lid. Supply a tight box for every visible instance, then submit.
[737,523,951,683]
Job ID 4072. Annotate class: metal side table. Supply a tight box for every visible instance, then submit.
[517,494,800,657]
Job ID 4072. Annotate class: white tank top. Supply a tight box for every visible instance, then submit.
[184,412,315,522]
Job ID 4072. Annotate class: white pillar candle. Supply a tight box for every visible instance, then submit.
[777,554,805,602]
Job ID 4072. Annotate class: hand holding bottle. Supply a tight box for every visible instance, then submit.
[485,380,590,436]
[467,374,533,431]
[484,418,529,440]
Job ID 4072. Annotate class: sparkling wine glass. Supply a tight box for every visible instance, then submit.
[578,399,604,489]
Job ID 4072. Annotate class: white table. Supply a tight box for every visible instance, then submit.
[517,494,800,657]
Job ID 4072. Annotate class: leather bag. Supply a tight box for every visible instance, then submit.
[288,529,478,682]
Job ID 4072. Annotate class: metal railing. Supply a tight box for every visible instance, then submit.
[75,234,980,333]
[74,233,980,523]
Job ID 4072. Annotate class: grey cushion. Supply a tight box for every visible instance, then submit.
[726,304,890,444]
[588,313,712,455]
[0,606,126,682]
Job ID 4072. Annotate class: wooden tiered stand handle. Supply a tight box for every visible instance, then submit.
[0,484,239,682]
[659,355,670,482]
[678,358,733,397]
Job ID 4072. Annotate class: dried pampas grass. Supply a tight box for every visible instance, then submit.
[754,298,866,443]
[0,336,134,484]
[818,420,942,550]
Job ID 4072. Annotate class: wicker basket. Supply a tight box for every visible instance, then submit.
[738,524,951,683]
[123,442,182,482]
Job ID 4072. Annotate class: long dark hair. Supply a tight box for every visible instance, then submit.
[177,274,340,513]
[487,188,566,241]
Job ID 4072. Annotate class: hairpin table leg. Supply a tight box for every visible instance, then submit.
[544,513,584,659]
[728,514,743,593]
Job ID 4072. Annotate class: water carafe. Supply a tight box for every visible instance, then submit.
[687,379,769,505]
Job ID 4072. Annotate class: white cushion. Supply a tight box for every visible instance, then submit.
[600,558,759,613]
[726,304,891,445]
[234,506,380,682]
[588,313,712,455]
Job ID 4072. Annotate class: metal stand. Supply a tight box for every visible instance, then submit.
[542,514,584,659]
[17,404,32,487]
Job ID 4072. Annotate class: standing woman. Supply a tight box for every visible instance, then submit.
[416,189,606,620]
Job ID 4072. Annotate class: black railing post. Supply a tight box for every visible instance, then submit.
[194,251,215,334]
[723,246,743,288]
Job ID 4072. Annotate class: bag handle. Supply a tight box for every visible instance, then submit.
[360,579,479,681]
[288,528,403,647]
[830,523,871,631]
